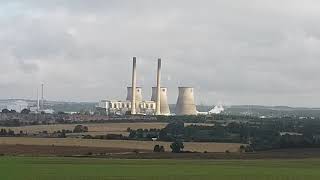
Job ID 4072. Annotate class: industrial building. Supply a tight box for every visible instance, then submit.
[98,57,199,116]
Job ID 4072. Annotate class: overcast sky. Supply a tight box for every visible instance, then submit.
[1,0,320,107]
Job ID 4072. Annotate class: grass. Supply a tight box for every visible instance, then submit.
[1,157,320,180]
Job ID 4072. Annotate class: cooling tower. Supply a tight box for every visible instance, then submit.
[126,87,143,102]
[151,87,170,115]
[176,87,197,115]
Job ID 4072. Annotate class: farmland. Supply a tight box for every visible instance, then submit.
[0,122,214,136]
[0,122,169,136]
[1,157,320,180]
[0,137,242,153]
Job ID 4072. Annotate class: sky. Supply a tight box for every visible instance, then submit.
[0,0,320,107]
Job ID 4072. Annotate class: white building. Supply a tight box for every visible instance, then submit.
[98,100,156,115]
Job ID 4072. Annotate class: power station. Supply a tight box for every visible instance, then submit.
[98,57,198,116]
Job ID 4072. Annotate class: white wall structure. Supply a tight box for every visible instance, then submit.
[176,87,197,115]
[151,87,170,115]
[99,100,156,115]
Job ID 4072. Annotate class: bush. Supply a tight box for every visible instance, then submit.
[170,141,184,153]
[153,145,165,152]
[21,109,31,114]
[154,145,160,152]
[1,109,10,113]
[73,125,88,133]
[159,146,165,152]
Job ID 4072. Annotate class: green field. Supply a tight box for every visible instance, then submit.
[1,157,320,180]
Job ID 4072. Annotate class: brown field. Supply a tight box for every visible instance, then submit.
[0,122,214,136]
[1,144,320,160]
[0,123,168,136]
[0,137,242,153]
[0,144,135,156]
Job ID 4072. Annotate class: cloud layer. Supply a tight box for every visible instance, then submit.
[1,0,320,107]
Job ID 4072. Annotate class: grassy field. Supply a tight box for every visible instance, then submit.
[0,157,320,180]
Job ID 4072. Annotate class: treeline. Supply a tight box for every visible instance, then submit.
[0,125,89,138]
[0,129,17,136]
[127,119,320,151]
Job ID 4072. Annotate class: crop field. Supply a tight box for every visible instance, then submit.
[0,122,169,136]
[0,137,242,153]
[0,157,320,180]
[0,122,213,136]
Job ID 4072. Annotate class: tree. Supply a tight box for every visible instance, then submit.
[21,108,31,114]
[0,129,7,136]
[73,125,89,133]
[159,121,185,141]
[153,145,160,152]
[154,145,165,152]
[8,129,15,136]
[170,140,184,153]
[1,109,10,113]
[240,145,246,153]
[159,145,165,152]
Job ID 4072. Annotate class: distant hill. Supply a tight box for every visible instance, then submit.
[223,105,320,118]
[2,99,320,117]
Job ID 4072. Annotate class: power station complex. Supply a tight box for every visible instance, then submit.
[98,57,198,116]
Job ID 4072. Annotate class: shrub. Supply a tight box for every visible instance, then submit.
[170,140,184,153]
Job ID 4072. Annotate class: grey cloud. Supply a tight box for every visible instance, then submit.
[0,0,320,107]
[18,60,39,73]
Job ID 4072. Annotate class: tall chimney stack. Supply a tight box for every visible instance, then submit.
[37,87,40,112]
[155,58,161,115]
[131,57,137,115]
[41,84,44,111]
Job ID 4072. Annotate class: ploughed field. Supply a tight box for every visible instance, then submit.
[0,122,213,136]
[0,122,169,136]
[0,137,242,153]
[1,144,320,159]
[1,157,320,180]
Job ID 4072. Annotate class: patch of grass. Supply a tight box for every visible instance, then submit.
[0,157,320,180]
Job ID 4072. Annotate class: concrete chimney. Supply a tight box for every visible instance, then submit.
[131,57,137,115]
[41,84,44,111]
[155,58,161,115]
[37,87,40,112]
